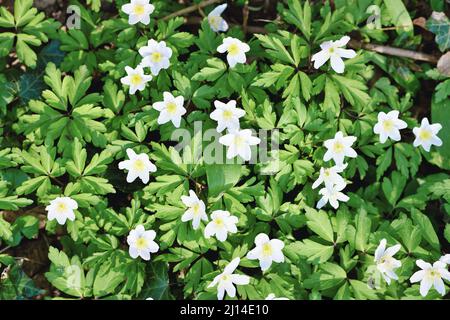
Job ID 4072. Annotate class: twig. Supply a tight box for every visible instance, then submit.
[162,0,221,21]
[348,40,439,64]
[0,246,11,254]
[243,1,249,34]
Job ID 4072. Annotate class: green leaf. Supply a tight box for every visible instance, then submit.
[383,0,413,34]
[140,262,171,300]
[305,207,334,243]
[192,58,226,82]
[206,164,241,198]
[411,208,440,251]
[425,97,450,170]
[293,239,334,264]
[427,12,450,52]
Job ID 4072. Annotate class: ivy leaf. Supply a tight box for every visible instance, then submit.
[427,12,450,52]
[139,262,171,300]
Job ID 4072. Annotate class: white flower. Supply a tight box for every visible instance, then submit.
[118,148,157,184]
[120,66,152,95]
[208,3,228,32]
[410,260,450,297]
[153,92,186,128]
[210,100,245,133]
[217,37,250,68]
[219,129,260,161]
[145,297,154,300]
[127,225,159,261]
[373,110,407,143]
[121,0,155,25]
[311,35,357,73]
[323,131,357,166]
[246,233,285,271]
[316,184,349,209]
[312,164,347,190]
[440,254,450,265]
[204,210,238,242]
[412,118,443,152]
[45,197,78,225]
[374,239,402,285]
[139,39,172,76]
[207,257,250,300]
[265,293,289,300]
[181,190,208,230]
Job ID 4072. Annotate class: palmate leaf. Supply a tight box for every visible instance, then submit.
[45,247,91,298]
[17,63,107,152]
[0,0,60,67]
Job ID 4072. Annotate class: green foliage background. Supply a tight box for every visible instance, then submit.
[0,0,449,300]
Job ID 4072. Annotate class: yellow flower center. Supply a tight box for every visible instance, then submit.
[166,102,177,114]
[215,218,224,226]
[133,159,145,171]
[233,136,244,147]
[221,274,230,281]
[133,4,145,15]
[426,268,440,280]
[383,119,394,131]
[135,237,148,250]
[223,110,233,120]
[56,202,67,213]
[262,243,273,257]
[324,169,331,177]
[333,142,344,153]
[192,203,201,215]
[419,129,432,141]
[130,74,143,86]
[329,47,335,53]
[151,51,162,63]
[209,16,221,29]
[228,43,240,56]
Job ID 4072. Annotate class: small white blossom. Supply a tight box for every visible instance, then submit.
[208,4,228,32]
[153,92,186,128]
[311,35,356,73]
[410,259,450,297]
[204,210,238,242]
[139,39,172,76]
[412,118,443,152]
[120,66,152,95]
[312,164,347,190]
[323,131,357,166]
[118,148,157,184]
[145,297,154,300]
[219,129,260,161]
[127,225,159,261]
[316,184,349,209]
[265,293,289,300]
[440,254,450,265]
[210,100,245,133]
[45,197,78,225]
[208,257,250,300]
[374,239,402,285]
[217,37,250,68]
[181,190,208,230]
[246,233,285,271]
[373,110,407,143]
[121,0,155,25]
